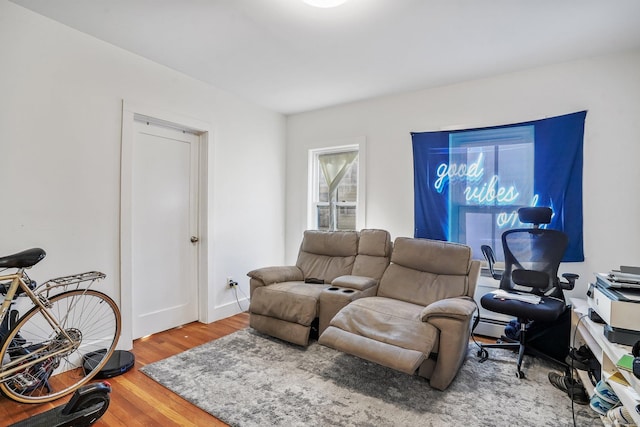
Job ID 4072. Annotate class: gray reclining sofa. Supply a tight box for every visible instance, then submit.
[248,230,480,390]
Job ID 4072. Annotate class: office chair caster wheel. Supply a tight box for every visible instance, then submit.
[516,370,525,379]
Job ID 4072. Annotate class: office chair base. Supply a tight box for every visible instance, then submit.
[477,341,527,378]
[477,336,568,379]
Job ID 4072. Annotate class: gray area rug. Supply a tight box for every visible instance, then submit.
[141,329,600,426]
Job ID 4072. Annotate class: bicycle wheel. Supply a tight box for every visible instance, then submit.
[0,289,121,403]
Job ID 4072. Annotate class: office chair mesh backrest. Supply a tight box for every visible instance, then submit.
[500,226,568,298]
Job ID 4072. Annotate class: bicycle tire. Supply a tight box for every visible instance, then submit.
[0,289,121,403]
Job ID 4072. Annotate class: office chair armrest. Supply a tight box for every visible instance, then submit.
[421,297,476,322]
[560,273,579,290]
[480,245,502,280]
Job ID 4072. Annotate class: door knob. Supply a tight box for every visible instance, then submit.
[190,236,199,243]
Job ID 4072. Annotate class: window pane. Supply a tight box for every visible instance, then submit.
[461,210,505,262]
[337,161,358,202]
[318,167,329,203]
[336,206,356,230]
[317,205,330,230]
[497,142,534,209]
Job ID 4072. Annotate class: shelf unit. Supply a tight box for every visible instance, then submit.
[570,298,640,425]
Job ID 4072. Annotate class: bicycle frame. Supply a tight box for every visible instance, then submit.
[0,269,41,336]
[0,269,93,381]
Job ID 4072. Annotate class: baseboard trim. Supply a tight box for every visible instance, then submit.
[474,316,509,338]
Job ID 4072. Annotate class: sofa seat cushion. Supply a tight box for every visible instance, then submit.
[329,296,439,355]
[249,281,326,326]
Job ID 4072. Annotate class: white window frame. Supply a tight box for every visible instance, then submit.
[307,137,366,231]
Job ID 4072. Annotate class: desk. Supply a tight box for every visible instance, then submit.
[571,298,640,424]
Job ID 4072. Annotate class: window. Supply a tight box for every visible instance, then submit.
[308,140,365,231]
[447,126,535,261]
[412,111,586,262]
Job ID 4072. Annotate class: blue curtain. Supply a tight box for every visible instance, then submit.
[412,111,586,262]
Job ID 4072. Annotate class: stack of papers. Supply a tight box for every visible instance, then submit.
[608,271,640,285]
[597,270,640,290]
[491,289,541,304]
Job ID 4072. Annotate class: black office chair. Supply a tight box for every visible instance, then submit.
[477,207,579,378]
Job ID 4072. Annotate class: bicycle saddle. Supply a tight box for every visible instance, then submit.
[0,248,46,268]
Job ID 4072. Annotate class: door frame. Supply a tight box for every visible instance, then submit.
[120,100,211,349]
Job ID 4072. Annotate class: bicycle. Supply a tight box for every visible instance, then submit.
[0,248,121,404]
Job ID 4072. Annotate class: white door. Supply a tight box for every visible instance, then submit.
[131,120,199,339]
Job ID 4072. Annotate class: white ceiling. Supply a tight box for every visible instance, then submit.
[11,0,640,115]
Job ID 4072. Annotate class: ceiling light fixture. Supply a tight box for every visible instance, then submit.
[303,0,348,8]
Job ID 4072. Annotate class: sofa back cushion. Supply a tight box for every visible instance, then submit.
[352,229,392,280]
[377,237,473,306]
[296,230,358,283]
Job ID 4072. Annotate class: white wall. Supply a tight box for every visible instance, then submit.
[286,49,640,299]
[3,0,638,336]
[0,1,286,346]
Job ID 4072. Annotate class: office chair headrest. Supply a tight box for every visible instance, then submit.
[518,207,552,225]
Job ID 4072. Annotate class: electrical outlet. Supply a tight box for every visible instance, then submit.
[226,277,238,288]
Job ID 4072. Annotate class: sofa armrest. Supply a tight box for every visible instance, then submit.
[419,297,476,390]
[420,297,476,322]
[247,266,303,286]
[331,275,378,291]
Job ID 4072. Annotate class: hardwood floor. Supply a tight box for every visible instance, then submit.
[1,312,495,426]
[0,313,250,426]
